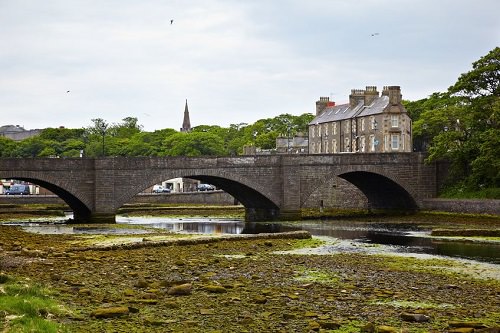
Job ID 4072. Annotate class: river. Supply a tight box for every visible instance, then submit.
[15,214,500,265]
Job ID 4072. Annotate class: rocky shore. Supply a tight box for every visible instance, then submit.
[0,225,499,332]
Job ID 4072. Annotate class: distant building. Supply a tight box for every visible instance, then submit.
[0,125,41,141]
[276,133,309,154]
[180,99,192,132]
[308,86,412,154]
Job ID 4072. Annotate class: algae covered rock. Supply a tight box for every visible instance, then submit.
[167,283,192,296]
[91,306,129,318]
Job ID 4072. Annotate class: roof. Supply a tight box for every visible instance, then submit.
[0,125,26,133]
[309,95,390,125]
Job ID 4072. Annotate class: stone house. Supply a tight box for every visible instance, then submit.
[0,125,41,141]
[308,86,412,154]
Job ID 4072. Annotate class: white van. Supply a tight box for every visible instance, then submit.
[152,185,170,193]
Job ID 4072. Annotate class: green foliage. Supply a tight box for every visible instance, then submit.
[0,136,18,157]
[0,278,68,332]
[162,132,226,156]
[407,47,500,193]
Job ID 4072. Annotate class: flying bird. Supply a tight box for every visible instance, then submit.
[66,90,70,93]
[371,32,380,37]
[170,19,174,24]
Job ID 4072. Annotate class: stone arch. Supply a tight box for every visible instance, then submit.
[0,172,92,220]
[114,168,280,213]
[301,165,418,211]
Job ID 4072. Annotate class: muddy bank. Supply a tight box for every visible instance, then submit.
[0,225,499,332]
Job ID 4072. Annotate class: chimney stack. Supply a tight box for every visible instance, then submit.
[349,89,365,108]
[315,97,330,116]
[382,86,402,105]
[364,86,379,105]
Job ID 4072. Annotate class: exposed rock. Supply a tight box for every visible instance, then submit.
[252,295,267,304]
[283,313,297,320]
[134,278,149,288]
[376,325,398,333]
[449,322,488,329]
[400,312,430,322]
[204,284,227,293]
[448,328,475,333]
[91,306,129,318]
[319,320,341,329]
[167,283,192,296]
[361,322,375,332]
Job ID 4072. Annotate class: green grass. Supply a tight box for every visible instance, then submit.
[439,186,500,199]
[0,275,69,333]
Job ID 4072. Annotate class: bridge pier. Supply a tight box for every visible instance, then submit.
[245,208,301,222]
[245,208,279,222]
[71,212,116,224]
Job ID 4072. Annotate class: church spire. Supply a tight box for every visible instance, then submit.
[180,99,191,132]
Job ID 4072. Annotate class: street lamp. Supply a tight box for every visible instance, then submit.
[99,122,108,157]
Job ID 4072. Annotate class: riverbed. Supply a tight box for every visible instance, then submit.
[1,213,499,332]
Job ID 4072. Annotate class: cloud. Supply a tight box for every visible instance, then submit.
[0,0,499,131]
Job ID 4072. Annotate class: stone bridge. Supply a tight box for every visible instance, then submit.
[0,153,437,223]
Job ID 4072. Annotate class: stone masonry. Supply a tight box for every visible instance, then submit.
[0,153,437,223]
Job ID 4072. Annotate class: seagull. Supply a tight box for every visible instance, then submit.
[371,32,380,37]
[66,90,70,93]
[170,19,174,25]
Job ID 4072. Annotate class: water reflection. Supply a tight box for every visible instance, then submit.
[277,221,500,264]
[117,216,245,234]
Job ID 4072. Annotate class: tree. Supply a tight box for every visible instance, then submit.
[412,47,500,191]
[161,132,226,156]
[0,137,19,157]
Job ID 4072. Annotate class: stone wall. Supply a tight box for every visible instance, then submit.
[131,191,237,206]
[422,198,500,215]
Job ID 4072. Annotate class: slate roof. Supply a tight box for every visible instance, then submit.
[309,95,390,125]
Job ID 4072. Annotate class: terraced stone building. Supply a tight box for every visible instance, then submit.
[309,86,412,154]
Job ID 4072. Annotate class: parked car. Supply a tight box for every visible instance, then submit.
[152,185,171,193]
[197,184,215,191]
[5,184,31,195]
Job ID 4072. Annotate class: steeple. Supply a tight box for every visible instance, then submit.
[180,99,191,132]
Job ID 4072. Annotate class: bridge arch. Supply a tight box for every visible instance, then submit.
[303,166,418,211]
[115,169,281,221]
[0,173,93,221]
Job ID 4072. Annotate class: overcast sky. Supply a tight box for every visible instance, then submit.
[1,1,499,132]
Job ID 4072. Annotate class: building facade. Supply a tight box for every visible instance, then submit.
[0,125,41,141]
[308,86,412,154]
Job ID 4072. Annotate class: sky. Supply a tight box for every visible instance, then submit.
[1,1,499,132]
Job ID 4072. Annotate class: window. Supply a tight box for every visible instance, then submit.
[325,140,329,153]
[310,127,315,138]
[318,124,322,137]
[391,134,399,150]
[384,134,389,151]
[361,118,365,131]
[369,135,375,152]
[311,142,315,154]
[333,122,337,135]
[345,121,350,133]
[391,115,399,127]
[370,116,376,130]
[344,138,350,152]
[333,139,337,153]
[360,136,366,152]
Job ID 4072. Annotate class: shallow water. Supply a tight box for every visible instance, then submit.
[12,215,500,265]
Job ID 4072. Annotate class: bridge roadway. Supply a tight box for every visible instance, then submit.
[0,153,437,223]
